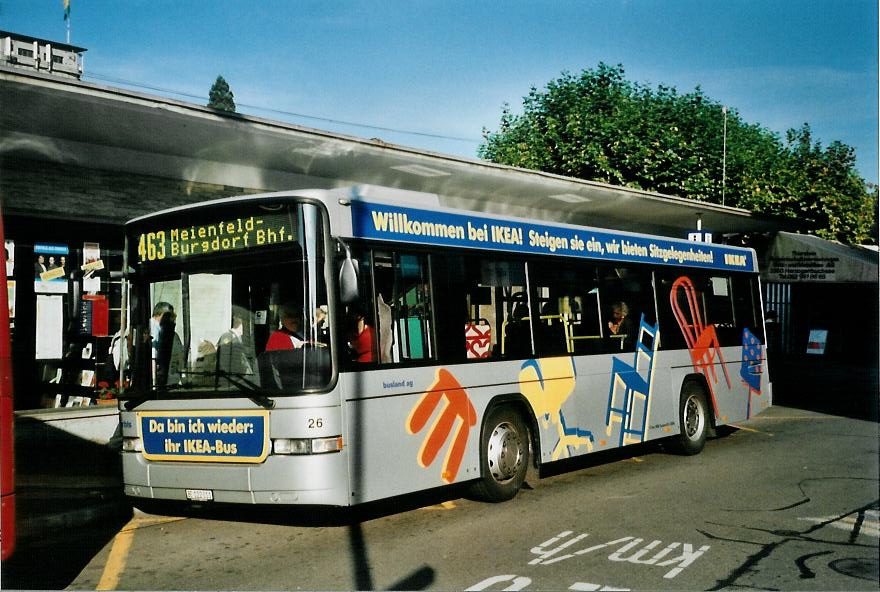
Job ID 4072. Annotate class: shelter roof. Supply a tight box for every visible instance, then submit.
[0,66,799,238]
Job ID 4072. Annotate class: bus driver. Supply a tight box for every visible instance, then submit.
[266,305,306,350]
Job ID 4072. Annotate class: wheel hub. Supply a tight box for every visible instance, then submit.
[487,422,523,482]
[684,396,704,439]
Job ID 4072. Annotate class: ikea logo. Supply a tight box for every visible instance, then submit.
[724,254,748,267]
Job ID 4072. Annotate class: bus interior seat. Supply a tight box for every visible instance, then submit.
[539,302,566,353]
[465,318,492,359]
[504,303,531,358]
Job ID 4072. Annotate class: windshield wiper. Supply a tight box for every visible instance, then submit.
[122,393,150,411]
[122,373,276,411]
[120,382,203,410]
[208,369,276,410]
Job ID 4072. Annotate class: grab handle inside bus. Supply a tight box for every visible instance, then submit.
[338,239,360,305]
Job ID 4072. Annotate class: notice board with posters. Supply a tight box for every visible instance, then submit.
[765,232,878,283]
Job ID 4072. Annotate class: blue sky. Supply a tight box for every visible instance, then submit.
[2,0,877,184]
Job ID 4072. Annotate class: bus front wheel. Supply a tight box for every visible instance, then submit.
[471,405,530,502]
[672,383,709,455]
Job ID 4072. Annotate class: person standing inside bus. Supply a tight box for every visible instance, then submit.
[266,305,306,350]
[217,316,253,375]
[347,306,375,363]
[150,302,174,379]
[156,310,184,386]
[313,305,330,345]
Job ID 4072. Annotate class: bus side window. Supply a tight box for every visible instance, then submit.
[345,248,378,366]
[661,271,737,350]
[531,261,594,357]
[732,275,764,342]
[454,256,531,360]
[473,259,530,359]
[706,275,739,346]
[657,273,687,351]
[598,266,656,354]
[371,251,434,363]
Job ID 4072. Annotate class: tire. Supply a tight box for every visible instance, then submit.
[672,383,709,456]
[470,405,530,502]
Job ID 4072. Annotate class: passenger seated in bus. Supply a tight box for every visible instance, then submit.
[313,305,330,345]
[607,301,636,351]
[191,340,217,385]
[347,306,375,363]
[266,305,306,351]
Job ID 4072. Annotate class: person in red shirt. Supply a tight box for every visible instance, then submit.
[347,307,375,363]
[266,306,305,351]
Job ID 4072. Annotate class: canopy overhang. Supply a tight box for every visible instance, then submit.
[0,66,797,238]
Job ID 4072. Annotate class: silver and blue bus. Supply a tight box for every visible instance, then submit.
[119,185,770,507]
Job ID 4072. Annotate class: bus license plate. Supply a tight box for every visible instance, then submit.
[186,489,214,502]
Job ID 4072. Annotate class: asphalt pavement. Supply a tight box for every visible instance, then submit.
[0,357,875,589]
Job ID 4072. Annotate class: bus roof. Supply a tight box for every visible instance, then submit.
[126,186,759,273]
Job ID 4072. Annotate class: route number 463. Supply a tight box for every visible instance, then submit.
[138,232,167,262]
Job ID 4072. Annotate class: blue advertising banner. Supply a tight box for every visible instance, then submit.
[351,202,756,273]
[139,411,269,463]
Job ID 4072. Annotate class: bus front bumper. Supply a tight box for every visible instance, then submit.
[122,449,350,507]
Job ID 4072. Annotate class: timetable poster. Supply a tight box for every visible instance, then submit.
[36,294,64,359]
[82,242,102,293]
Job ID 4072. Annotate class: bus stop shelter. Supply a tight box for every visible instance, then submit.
[763,232,878,419]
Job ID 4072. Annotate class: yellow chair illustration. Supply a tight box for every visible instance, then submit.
[519,357,594,460]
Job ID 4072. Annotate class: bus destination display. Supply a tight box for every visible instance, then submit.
[136,212,296,263]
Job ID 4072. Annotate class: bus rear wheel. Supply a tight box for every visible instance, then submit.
[471,405,530,502]
[672,383,709,456]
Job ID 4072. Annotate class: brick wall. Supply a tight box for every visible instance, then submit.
[0,157,269,409]
[0,157,266,226]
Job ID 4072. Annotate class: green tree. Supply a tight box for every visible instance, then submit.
[480,64,875,244]
[208,75,236,113]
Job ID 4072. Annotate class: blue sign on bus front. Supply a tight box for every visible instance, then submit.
[351,202,756,273]
[139,411,269,463]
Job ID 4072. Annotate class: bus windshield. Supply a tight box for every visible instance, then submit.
[126,201,332,397]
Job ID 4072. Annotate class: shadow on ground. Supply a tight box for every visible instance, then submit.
[1,417,131,590]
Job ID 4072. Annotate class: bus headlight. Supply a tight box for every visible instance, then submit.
[272,436,343,455]
[122,437,143,452]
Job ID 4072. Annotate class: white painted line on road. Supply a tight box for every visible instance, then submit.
[800,510,880,538]
[750,416,840,421]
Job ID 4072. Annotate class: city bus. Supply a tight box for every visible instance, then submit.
[119,185,770,508]
[1,215,15,559]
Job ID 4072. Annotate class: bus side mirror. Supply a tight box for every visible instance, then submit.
[339,245,360,305]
